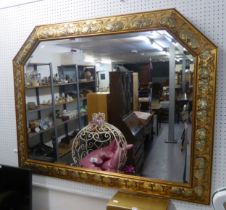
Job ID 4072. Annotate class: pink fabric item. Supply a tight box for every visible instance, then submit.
[101,143,133,172]
[79,140,133,172]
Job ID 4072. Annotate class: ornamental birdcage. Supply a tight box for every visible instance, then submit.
[71,113,128,170]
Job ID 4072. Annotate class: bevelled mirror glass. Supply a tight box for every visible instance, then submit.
[24,31,194,183]
[13,9,217,204]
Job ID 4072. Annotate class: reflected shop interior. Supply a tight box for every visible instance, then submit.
[25,30,194,183]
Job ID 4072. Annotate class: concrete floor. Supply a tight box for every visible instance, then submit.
[141,123,191,183]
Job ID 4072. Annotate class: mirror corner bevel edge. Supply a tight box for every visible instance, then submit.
[13,8,218,205]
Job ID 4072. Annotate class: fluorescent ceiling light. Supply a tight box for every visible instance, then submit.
[131,49,138,53]
[158,31,173,42]
[84,56,95,63]
[132,35,164,51]
[172,41,178,46]
[135,36,150,45]
[149,31,160,39]
[100,58,112,64]
[152,41,164,51]
[96,62,101,68]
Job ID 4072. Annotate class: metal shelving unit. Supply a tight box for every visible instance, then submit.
[25,63,96,162]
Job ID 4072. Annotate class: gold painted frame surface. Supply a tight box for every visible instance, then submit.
[13,9,217,204]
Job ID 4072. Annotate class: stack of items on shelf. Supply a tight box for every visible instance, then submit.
[54,73,76,85]
[55,94,75,105]
[27,102,37,110]
[25,70,42,87]
[58,109,78,121]
[28,118,53,134]
[26,100,52,111]
[25,70,52,87]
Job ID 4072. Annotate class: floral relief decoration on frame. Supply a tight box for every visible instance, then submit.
[13,9,217,204]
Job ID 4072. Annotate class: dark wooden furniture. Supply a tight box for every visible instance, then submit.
[123,111,153,174]
[108,71,153,174]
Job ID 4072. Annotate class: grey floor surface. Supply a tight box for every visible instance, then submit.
[141,123,191,183]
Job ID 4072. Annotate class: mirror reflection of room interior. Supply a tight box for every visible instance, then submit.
[25,30,194,183]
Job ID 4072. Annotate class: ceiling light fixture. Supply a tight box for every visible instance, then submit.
[152,42,164,51]
[135,35,164,51]
[131,49,138,53]
[149,38,164,51]
[136,36,150,45]
[159,31,173,42]
[149,31,160,39]
[172,40,178,46]
[100,58,112,64]
[84,56,95,63]
[165,35,173,42]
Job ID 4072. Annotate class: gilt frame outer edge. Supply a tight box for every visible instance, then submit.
[13,8,217,204]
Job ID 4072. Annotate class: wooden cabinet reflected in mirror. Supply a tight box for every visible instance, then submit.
[13,9,217,204]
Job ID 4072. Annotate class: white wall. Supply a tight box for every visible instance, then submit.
[61,52,88,65]
[96,63,112,91]
[33,185,108,210]
[28,48,62,74]
[0,0,225,210]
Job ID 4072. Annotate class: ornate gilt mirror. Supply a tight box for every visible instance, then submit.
[13,9,217,204]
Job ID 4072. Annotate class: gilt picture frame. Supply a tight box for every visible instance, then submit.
[13,8,217,204]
